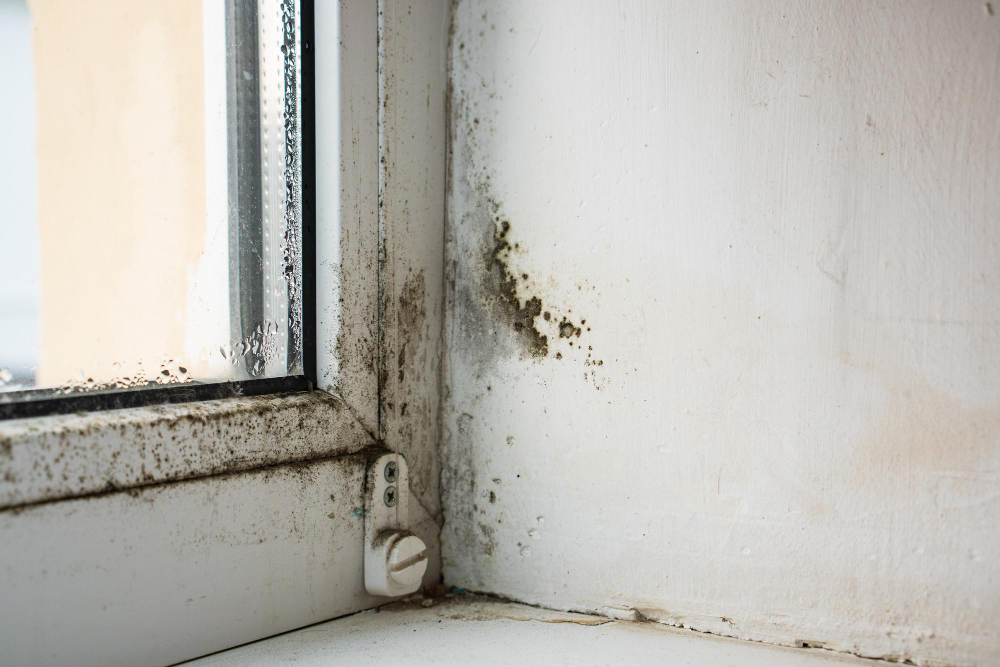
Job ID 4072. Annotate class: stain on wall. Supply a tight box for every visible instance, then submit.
[486,213,549,358]
[442,2,1000,666]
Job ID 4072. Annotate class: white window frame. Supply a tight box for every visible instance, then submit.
[0,2,451,664]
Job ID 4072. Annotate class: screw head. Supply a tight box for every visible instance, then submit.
[384,486,397,507]
[388,534,428,587]
[384,461,398,483]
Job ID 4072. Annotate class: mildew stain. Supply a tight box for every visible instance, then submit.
[446,12,606,394]
[397,268,428,384]
[473,196,597,367]
[0,392,374,511]
[479,521,496,556]
[558,317,582,339]
[485,209,549,357]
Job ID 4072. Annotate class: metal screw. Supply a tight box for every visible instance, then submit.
[384,461,398,483]
[384,486,397,507]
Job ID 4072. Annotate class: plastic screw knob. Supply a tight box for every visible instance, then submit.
[387,535,428,588]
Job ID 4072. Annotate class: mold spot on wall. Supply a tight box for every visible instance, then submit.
[485,211,549,358]
[447,64,599,372]
[478,521,496,556]
[558,317,582,339]
[466,195,599,371]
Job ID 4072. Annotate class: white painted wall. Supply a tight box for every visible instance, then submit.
[442,2,1000,665]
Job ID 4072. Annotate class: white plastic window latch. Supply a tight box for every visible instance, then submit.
[364,452,428,597]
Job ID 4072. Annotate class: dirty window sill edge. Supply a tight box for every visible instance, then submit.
[0,389,378,510]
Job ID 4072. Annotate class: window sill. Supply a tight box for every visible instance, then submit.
[189,594,875,667]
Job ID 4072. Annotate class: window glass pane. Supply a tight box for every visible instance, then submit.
[0,0,302,401]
